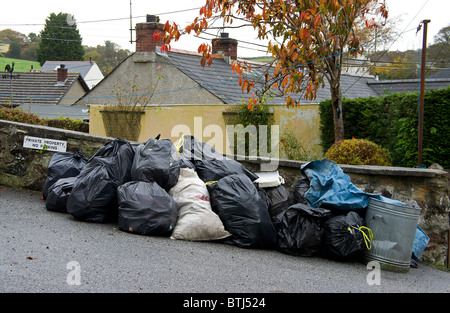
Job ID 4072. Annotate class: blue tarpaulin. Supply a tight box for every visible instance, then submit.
[412,226,430,261]
[300,159,404,212]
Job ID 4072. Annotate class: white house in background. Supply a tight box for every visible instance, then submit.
[40,61,104,89]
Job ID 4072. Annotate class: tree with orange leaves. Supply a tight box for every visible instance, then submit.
[154,0,388,142]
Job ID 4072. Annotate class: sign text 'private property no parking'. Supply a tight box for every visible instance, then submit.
[23,136,67,152]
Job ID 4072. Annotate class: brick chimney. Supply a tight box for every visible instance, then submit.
[212,33,238,61]
[57,64,68,83]
[135,15,165,53]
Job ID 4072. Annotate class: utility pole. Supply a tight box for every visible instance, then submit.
[129,0,134,44]
[417,19,430,168]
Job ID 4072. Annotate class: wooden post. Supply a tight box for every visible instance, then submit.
[418,19,430,168]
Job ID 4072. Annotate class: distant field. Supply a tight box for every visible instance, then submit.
[0,57,41,72]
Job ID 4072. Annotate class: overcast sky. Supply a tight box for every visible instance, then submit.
[1,0,448,58]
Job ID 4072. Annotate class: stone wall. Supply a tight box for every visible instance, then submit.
[240,157,450,267]
[1,120,449,268]
[0,120,110,191]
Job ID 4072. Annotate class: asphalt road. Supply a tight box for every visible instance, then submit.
[1,186,448,296]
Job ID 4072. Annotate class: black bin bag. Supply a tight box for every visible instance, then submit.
[66,138,135,223]
[265,185,295,227]
[193,158,259,183]
[174,134,258,183]
[131,138,180,190]
[323,211,368,261]
[117,181,178,236]
[276,203,331,256]
[293,175,310,205]
[45,177,77,213]
[67,158,120,223]
[208,174,277,249]
[90,138,135,185]
[175,134,222,161]
[43,151,88,199]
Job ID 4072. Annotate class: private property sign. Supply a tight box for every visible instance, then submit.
[23,136,67,152]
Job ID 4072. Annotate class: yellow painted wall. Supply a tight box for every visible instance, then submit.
[89,103,323,160]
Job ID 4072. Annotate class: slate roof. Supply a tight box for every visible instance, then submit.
[40,61,99,82]
[166,51,249,104]
[367,78,450,96]
[18,103,89,121]
[165,50,379,105]
[76,48,382,106]
[0,71,89,107]
[428,67,450,79]
[309,72,380,102]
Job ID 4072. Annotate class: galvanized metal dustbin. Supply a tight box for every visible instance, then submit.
[362,197,420,273]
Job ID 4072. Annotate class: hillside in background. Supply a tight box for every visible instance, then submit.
[0,57,41,72]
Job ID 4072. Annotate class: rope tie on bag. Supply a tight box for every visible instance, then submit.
[348,225,373,250]
[173,134,185,155]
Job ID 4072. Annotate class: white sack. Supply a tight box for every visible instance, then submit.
[169,168,231,241]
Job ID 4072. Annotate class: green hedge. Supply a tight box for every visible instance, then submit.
[0,107,89,133]
[319,87,450,169]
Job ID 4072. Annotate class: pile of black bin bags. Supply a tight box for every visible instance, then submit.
[42,135,372,260]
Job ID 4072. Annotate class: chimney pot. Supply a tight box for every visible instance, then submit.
[146,15,158,23]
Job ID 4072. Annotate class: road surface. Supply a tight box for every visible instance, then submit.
[1,186,448,297]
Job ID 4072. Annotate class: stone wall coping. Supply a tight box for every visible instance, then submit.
[227,154,448,178]
[1,120,447,179]
[0,120,113,143]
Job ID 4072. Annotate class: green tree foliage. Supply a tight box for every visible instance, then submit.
[319,87,450,168]
[426,24,450,75]
[37,12,84,65]
[21,41,40,61]
[0,29,41,61]
[84,41,130,75]
[6,41,21,59]
[224,93,275,157]
[368,24,450,79]
[434,25,450,45]
[0,29,28,46]
[369,50,419,80]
